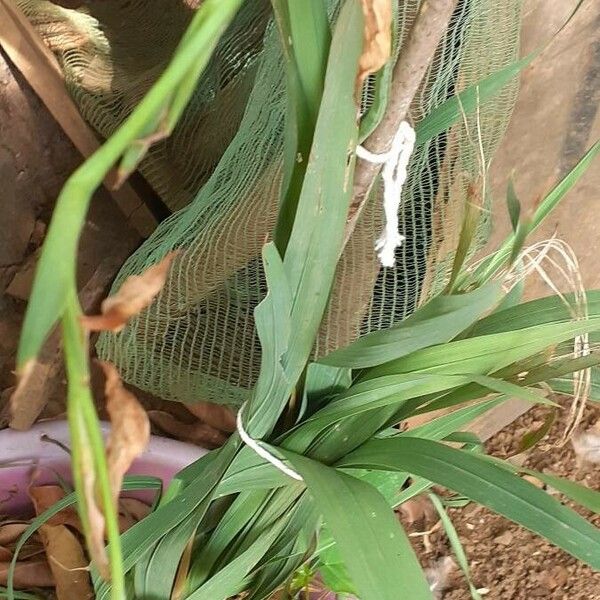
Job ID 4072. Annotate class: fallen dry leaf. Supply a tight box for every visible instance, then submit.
[357,0,392,89]
[38,523,93,599]
[183,401,236,433]
[170,535,194,600]
[30,485,81,531]
[9,359,55,431]
[0,523,28,545]
[522,474,545,489]
[0,559,55,588]
[80,440,109,579]
[101,362,150,506]
[149,410,228,449]
[81,251,178,332]
[398,495,437,525]
[119,497,151,524]
[0,546,12,561]
[117,498,151,533]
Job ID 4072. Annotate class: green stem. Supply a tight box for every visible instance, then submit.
[15,1,244,593]
[18,0,245,366]
[63,294,126,599]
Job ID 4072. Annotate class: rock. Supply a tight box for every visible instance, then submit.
[493,531,513,546]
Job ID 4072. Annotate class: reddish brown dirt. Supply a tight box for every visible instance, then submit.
[402,399,600,600]
[0,49,140,422]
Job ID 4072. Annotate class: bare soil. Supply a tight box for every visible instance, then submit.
[402,398,600,600]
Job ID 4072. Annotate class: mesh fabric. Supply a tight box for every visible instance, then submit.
[20,0,522,406]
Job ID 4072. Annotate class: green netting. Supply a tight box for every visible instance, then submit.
[19,0,272,211]
[20,0,522,407]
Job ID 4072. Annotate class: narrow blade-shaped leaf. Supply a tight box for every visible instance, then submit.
[366,318,600,380]
[340,437,600,570]
[320,283,502,368]
[283,452,433,600]
[281,0,363,383]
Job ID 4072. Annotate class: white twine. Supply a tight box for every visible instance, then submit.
[356,121,416,267]
[236,403,303,481]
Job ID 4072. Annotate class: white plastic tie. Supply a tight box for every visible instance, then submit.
[236,403,303,481]
[356,121,416,267]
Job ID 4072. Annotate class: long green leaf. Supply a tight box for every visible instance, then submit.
[428,493,481,600]
[286,0,330,122]
[284,452,433,600]
[340,437,600,570]
[17,0,244,367]
[366,318,600,379]
[281,0,362,385]
[551,369,600,401]
[187,490,270,590]
[480,455,600,515]
[217,448,291,495]
[186,517,289,600]
[95,439,238,600]
[246,243,292,437]
[415,54,534,146]
[248,0,363,437]
[319,283,502,368]
[523,470,600,514]
[272,0,330,252]
[415,0,585,147]
[305,372,551,427]
[471,291,600,336]
[134,512,200,599]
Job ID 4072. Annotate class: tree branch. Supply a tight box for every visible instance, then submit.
[344,0,458,245]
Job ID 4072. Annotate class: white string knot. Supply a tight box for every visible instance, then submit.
[236,403,303,481]
[356,121,416,267]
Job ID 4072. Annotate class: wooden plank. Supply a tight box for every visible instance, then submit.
[467,398,531,442]
[406,399,532,443]
[0,0,158,237]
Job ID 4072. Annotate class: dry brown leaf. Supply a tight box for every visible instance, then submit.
[357,0,392,89]
[149,410,228,449]
[80,441,109,579]
[81,251,178,332]
[183,401,236,433]
[38,523,94,599]
[170,536,194,600]
[0,559,55,588]
[9,359,55,430]
[493,530,513,546]
[398,495,437,525]
[0,546,12,561]
[30,486,81,531]
[522,474,545,489]
[101,362,150,505]
[119,497,151,524]
[18,542,46,562]
[117,499,151,533]
[0,523,28,545]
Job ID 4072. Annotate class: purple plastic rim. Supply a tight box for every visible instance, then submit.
[0,420,207,515]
